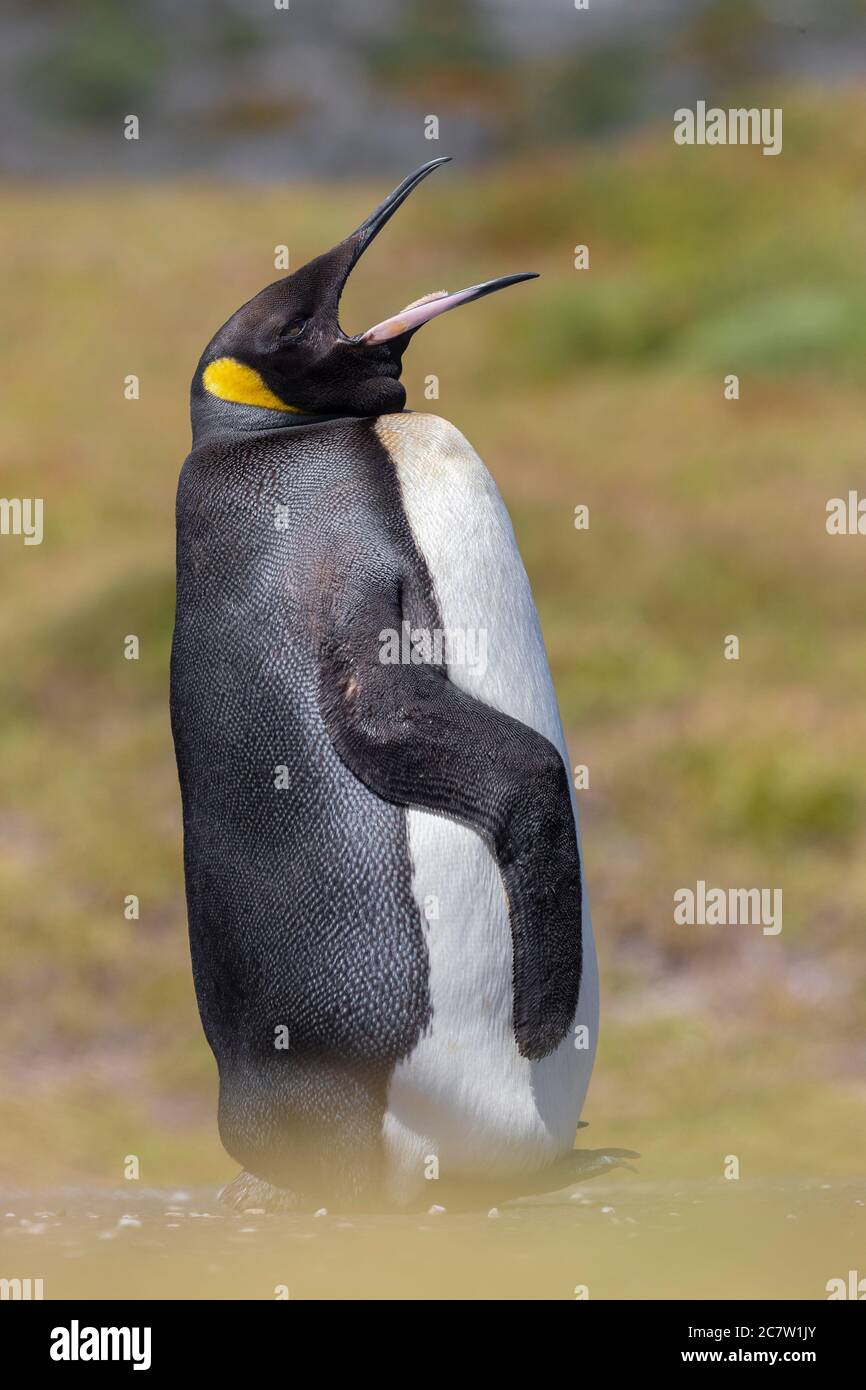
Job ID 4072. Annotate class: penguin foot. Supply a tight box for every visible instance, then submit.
[495,1147,641,1206]
[494,1145,644,1212]
[561,1147,641,1180]
[421,1146,641,1212]
[218,1169,301,1214]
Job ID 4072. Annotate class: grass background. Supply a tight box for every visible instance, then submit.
[1,86,865,1187]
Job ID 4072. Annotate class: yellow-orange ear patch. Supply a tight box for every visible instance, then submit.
[202,357,301,413]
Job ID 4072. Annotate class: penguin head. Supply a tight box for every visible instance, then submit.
[195,158,537,424]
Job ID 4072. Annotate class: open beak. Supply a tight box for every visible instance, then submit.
[359,273,538,344]
[342,158,539,344]
[349,155,452,256]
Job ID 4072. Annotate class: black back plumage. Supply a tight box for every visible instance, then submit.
[171,418,441,1198]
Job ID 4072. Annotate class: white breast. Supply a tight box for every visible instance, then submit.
[374,413,598,1205]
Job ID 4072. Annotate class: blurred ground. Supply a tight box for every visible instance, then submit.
[1,87,865,1194]
[2,1181,864,1300]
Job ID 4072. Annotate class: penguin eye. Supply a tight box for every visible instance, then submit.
[279,317,308,342]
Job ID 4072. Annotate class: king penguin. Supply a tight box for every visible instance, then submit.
[171,158,620,1213]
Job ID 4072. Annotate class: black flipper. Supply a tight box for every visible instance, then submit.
[316,542,582,1062]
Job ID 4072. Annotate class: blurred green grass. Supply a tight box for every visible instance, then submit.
[1,86,865,1186]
